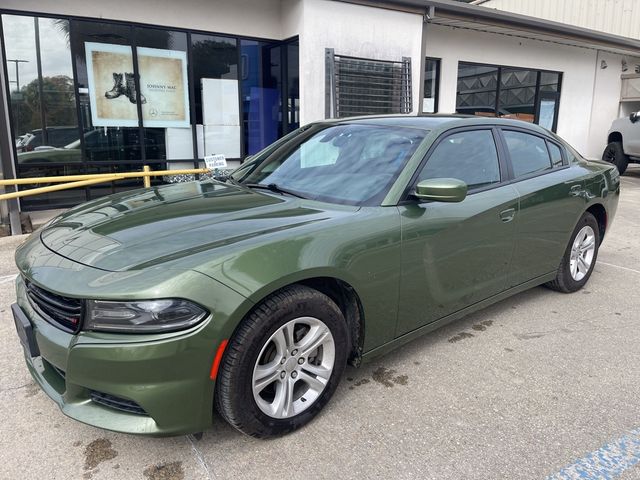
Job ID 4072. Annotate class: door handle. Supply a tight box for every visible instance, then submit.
[569,184,584,197]
[499,208,516,222]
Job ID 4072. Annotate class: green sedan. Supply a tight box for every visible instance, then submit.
[12,115,620,437]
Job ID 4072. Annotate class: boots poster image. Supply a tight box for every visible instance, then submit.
[85,42,190,128]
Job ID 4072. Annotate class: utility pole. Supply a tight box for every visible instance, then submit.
[6,59,28,92]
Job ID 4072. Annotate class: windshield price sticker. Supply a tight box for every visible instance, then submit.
[204,154,227,170]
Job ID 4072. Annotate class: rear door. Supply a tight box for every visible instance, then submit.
[498,128,586,287]
[396,127,519,336]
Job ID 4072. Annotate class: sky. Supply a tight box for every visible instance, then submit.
[2,14,74,91]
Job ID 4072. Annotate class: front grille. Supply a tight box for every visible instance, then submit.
[90,391,148,416]
[25,279,82,333]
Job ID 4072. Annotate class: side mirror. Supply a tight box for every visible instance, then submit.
[630,112,640,123]
[414,178,468,203]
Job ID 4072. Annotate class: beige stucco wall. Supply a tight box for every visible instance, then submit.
[476,0,640,40]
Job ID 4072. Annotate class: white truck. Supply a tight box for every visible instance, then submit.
[603,111,640,174]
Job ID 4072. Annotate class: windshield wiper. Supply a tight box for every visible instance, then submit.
[244,183,308,199]
[216,173,240,186]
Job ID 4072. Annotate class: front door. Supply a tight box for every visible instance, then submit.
[396,128,519,336]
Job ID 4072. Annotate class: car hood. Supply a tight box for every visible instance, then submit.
[40,181,351,272]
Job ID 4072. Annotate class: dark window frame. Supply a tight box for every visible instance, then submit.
[424,57,440,114]
[456,60,563,132]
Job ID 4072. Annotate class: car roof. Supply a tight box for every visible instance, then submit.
[324,113,552,136]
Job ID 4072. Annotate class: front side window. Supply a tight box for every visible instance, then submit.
[503,130,552,178]
[417,129,501,191]
[237,124,426,205]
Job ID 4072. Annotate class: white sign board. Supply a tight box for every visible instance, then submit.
[204,154,228,170]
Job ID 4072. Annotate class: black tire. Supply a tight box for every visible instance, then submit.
[215,285,349,438]
[602,141,629,175]
[546,212,600,293]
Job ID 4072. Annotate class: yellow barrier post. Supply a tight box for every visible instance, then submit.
[143,165,151,188]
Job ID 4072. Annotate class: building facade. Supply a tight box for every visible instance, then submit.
[1,0,639,221]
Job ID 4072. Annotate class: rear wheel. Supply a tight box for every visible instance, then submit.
[215,285,349,438]
[602,141,629,175]
[546,212,600,293]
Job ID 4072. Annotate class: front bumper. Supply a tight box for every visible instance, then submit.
[13,250,251,436]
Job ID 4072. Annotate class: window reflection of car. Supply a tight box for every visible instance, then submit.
[15,127,81,153]
[17,128,166,164]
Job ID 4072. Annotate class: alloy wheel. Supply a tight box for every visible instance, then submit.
[569,225,596,281]
[252,316,335,419]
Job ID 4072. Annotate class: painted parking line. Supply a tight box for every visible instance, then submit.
[0,274,17,285]
[597,261,640,276]
[546,428,640,480]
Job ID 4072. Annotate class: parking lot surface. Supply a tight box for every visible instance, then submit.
[1,167,640,480]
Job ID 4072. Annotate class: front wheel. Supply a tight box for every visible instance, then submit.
[602,141,629,175]
[546,212,600,293]
[215,285,349,438]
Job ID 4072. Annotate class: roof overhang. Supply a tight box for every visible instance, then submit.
[336,0,640,57]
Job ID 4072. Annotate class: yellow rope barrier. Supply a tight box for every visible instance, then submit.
[0,168,210,186]
[0,166,213,201]
[0,176,125,201]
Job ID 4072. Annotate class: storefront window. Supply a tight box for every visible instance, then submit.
[3,14,85,208]
[456,61,562,131]
[456,63,498,116]
[241,40,282,156]
[134,27,191,165]
[286,40,300,132]
[423,58,440,113]
[191,34,240,163]
[498,68,537,122]
[2,12,299,210]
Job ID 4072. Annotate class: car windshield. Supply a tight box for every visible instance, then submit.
[234,124,426,205]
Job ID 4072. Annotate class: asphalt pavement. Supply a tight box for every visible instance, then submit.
[1,167,640,480]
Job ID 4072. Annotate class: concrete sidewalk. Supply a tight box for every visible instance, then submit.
[1,168,640,480]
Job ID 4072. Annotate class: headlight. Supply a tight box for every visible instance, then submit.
[85,299,208,333]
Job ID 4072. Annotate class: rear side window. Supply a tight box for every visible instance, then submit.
[503,131,552,178]
[418,129,501,190]
[547,142,564,167]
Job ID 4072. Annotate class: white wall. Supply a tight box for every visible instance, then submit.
[426,24,601,157]
[297,0,423,125]
[587,51,633,157]
[0,0,287,40]
[281,0,304,39]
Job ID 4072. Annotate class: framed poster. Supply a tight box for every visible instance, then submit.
[85,42,138,127]
[138,46,190,128]
[85,43,190,128]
